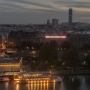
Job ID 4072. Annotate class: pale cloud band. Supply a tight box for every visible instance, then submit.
[0,0,90,12]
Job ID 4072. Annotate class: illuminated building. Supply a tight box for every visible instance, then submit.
[44,35,66,43]
[0,56,20,72]
[0,51,5,58]
[5,48,17,54]
[45,36,66,39]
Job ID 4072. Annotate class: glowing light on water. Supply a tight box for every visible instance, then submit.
[28,84,30,90]
[40,83,42,90]
[53,82,56,90]
[36,83,40,90]
[16,84,20,90]
[31,84,33,90]
[5,82,9,90]
[47,83,49,90]
[34,83,36,90]
[43,83,45,90]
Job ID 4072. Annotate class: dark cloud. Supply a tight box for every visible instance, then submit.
[54,1,90,8]
[3,0,53,9]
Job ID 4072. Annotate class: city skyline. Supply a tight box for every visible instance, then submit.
[0,0,90,24]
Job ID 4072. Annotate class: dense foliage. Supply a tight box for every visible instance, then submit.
[7,40,90,70]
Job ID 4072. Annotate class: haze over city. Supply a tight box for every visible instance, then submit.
[0,0,90,24]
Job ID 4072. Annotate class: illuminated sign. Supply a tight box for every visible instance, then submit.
[45,36,66,38]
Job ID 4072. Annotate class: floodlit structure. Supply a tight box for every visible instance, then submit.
[44,35,66,43]
[45,36,66,39]
[0,55,20,72]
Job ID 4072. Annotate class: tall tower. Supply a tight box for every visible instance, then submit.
[69,8,73,25]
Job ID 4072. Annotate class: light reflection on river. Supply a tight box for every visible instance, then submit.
[1,75,90,90]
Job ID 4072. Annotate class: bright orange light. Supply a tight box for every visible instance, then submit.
[14,79,20,80]
[45,36,66,38]
[53,80,55,82]
[16,81,19,83]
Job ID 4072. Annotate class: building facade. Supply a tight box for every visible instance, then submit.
[67,34,90,47]
[0,57,20,72]
[8,30,39,44]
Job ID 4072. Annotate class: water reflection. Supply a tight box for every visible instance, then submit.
[16,84,20,90]
[85,76,90,84]
[5,82,9,90]
[53,82,55,90]
[26,82,56,90]
[62,75,90,90]
[1,75,90,90]
[15,82,51,90]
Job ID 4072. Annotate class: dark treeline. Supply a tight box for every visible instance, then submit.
[7,40,90,71]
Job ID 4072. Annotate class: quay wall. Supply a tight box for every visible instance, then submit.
[51,70,90,75]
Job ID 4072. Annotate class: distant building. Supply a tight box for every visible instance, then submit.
[52,19,59,27]
[67,34,90,47]
[68,8,73,25]
[37,24,46,29]
[8,30,39,44]
[0,34,5,44]
[47,20,50,25]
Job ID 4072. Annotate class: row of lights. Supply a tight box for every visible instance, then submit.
[16,80,56,83]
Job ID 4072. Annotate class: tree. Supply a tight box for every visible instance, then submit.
[61,41,72,50]
[85,53,90,68]
[63,48,80,69]
[44,42,49,46]
[28,41,33,49]
[39,42,44,47]
[81,43,90,51]
[38,61,47,71]
[39,45,58,70]
[20,41,28,49]
[33,42,39,50]
[50,40,57,47]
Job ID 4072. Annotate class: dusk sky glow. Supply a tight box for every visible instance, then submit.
[0,0,90,24]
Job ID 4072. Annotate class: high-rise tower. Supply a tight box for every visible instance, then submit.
[69,8,73,25]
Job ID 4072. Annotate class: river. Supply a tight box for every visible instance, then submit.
[1,75,90,90]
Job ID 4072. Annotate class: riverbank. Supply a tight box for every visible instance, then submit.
[51,70,90,75]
